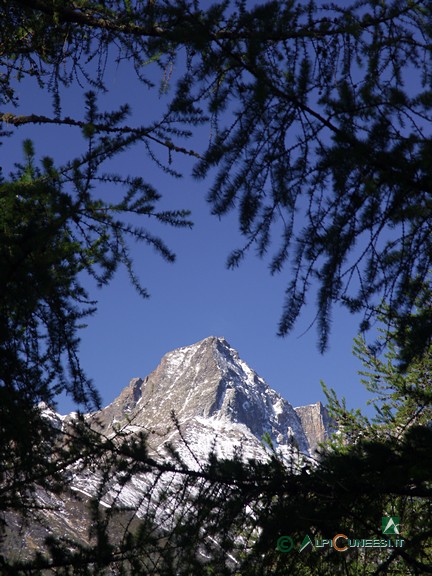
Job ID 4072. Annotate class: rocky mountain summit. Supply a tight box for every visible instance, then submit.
[93,336,332,461]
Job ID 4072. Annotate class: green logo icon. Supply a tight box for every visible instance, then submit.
[276,536,294,552]
[299,534,314,552]
[382,516,400,535]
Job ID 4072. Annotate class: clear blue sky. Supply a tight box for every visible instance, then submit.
[3,42,375,417]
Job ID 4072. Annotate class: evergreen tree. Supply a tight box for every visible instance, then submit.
[0,136,190,571]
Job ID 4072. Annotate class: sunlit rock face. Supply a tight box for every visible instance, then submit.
[295,401,334,455]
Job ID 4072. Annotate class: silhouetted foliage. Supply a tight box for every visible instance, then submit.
[2,1,432,574]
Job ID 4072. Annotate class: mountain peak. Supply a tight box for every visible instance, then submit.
[162,336,237,369]
[95,337,331,458]
[197,335,230,347]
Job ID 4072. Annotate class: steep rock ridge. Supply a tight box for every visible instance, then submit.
[95,336,330,458]
[295,402,334,455]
